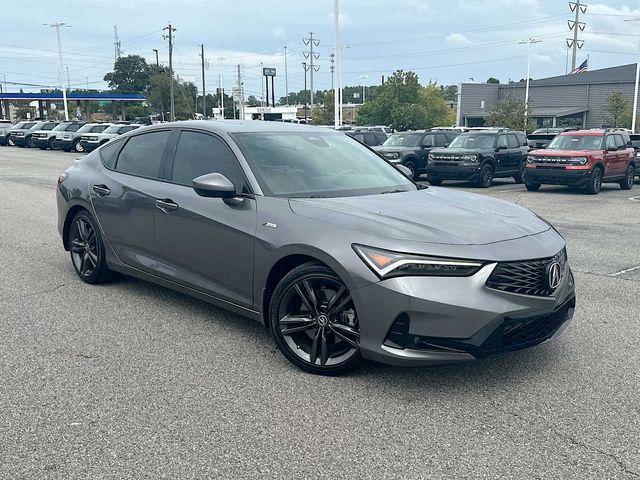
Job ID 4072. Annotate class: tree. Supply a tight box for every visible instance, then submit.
[356,71,451,130]
[438,84,458,102]
[104,55,150,93]
[312,91,334,125]
[146,70,200,120]
[485,95,537,132]
[246,95,260,107]
[603,90,631,128]
[486,77,500,84]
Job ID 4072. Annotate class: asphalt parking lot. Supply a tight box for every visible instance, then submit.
[1,147,639,479]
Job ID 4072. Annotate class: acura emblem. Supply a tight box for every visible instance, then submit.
[546,261,562,290]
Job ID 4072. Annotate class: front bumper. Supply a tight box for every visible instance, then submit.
[31,137,51,149]
[79,140,100,152]
[352,261,576,367]
[53,139,74,150]
[10,135,27,147]
[428,161,481,180]
[526,165,592,186]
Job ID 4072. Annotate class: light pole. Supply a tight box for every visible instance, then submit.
[284,45,289,106]
[359,74,369,103]
[519,37,542,131]
[338,44,350,126]
[626,17,640,133]
[46,22,69,121]
[333,0,340,128]
[218,57,225,119]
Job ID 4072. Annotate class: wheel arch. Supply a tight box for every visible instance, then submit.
[481,156,496,169]
[62,201,92,251]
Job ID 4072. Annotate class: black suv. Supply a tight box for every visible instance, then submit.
[372,129,459,180]
[427,130,529,187]
[346,130,387,147]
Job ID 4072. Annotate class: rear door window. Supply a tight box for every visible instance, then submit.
[605,135,617,150]
[115,130,171,179]
[100,140,123,169]
[497,135,509,149]
[613,135,625,149]
[421,134,436,147]
[507,135,519,148]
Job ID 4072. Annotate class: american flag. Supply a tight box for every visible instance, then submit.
[569,59,588,75]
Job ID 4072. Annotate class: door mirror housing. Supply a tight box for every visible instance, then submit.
[607,145,618,152]
[497,144,508,150]
[192,172,238,198]
[396,164,413,177]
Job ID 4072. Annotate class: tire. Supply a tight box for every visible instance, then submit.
[476,163,494,188]
[586,167,602,195]
[526,182,541,191]
[514,161,526,184]
[619,164,635,190]
[73,140,84,153]
[7,138,15,146]
[428,177,443,186]
[403,160,417,180]
[26,136,34,148]
[269,263,362,375]
[48,138,55,150]
[68,210,114,284]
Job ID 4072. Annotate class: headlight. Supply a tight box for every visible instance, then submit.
[383,152,400,159]
[567,156,587,165]
[460,154,478,162]
[527,155,537,163]
[428,153,435,161]
[353,244,484,278]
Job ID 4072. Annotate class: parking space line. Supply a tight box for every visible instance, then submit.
[630,195,640,202]
[608,265,640,277]
[497,188,527,193]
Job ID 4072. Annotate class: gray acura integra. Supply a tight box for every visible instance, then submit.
[57,121,575,375]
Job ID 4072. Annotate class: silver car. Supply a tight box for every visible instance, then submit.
[56,121,576,375]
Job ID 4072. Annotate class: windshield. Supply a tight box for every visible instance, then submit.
[103,125,122,134]
[532,128,561,135]
[90,125,110,133]
[12,122,27,129]
[449,134,496,149]
[382,133,422,147]
[548,135,603,150]
[21,123,36,130]
[232,132,416,198]
[41,123,58,131]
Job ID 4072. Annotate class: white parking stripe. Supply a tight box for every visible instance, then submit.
[608,265,640,277]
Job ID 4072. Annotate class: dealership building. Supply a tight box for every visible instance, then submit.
[456,63,638,129]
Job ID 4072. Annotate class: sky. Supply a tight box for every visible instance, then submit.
[1,0,640,103]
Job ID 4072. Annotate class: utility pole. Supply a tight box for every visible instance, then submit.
[330,53,335,91]
[152,49,159,68]
[626,17,640,133]
[163,22,176,121]
[260,62,265,107]
[302,62,310,122]
[333,0,340,128]
[66,67,70,91]
[47,22,69,121]
[303,32,320,109]
[218,57,225,120]
[519,38,542,131]
[237,64,244,120]
[152,49,165,122]
[284,46,289,105]
[200,44,206,117]
[113,25,122,62]
[567,1,586,71]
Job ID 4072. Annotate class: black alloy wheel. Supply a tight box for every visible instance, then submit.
[476,163,494,188]
[586,167,602,195]
[620,165,635,190]
[403,160,417,180]
[269,263,362,375]
[69,211,113,284]
[514,161,526,184]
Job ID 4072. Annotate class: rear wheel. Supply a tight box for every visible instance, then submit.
[476,163,494,188]
[269,263,362,375]
[525,182,541,191]
[428,177,443,186]
[586,167,602,195]
[619,164,635,190]
[514,161,526,184]
[68,211,113,284]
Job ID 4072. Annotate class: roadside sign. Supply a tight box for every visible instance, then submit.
[263,67,276,77]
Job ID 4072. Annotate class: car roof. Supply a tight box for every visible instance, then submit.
[139,120,343,135]
[562,129,604,136]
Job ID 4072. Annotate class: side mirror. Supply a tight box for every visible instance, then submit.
[497,144,508,150]
[421,144,432,149]
[444,143,450,147]
[193,172,238,199]
[396,164,412,177]
[607,145,617,152]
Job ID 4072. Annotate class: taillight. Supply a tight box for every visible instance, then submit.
[57,173,68,186]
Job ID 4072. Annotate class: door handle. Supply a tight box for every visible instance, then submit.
[155,198,179,213]
[92,184,111,196]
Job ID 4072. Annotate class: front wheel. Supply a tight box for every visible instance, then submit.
[269,263,362,375]
[48,138,55,150]
[428,177,443,186]
[69,211,113,284]
[620,165,635,190]
[514,161,526,184]
[586,167,602,195]
[403,160,417,180]
[73,140,84,153]
[525,182,541,191]
[476,163,494,188]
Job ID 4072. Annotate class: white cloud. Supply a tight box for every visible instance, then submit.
[445,33,472,45]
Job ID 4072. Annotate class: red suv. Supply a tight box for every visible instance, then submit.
[525,129,636,194]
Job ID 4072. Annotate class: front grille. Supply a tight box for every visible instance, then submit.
[479,298,574,356]
[486,249,566,297]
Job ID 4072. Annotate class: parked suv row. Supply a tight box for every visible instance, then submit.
[427,129,529,187]
[32,121,86,150]
[373,129,460,180]
[525,129,635,194]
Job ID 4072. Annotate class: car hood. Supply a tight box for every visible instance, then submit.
[373,146,418,153]
[530,149,599,157]
[289,188,549,245]
[430,148,486,155]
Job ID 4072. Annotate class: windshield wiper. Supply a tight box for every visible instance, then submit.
[380,189,409,194]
